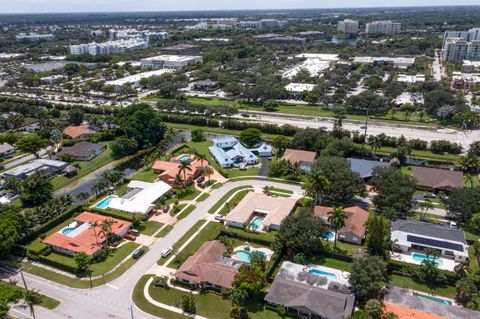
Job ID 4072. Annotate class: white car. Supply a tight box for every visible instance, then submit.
[214,213,224,221]
[161,247,172,258]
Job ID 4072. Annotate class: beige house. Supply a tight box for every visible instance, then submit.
[224,192,297,231]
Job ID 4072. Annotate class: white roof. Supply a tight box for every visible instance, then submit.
[295,53,339,61]
[283,59,333,79]
[285,83,316,93]
[105,69,174,86]
[452,72,480,82]
[141,55,202,63]
[107,180,171,214]
[397,74,425,83]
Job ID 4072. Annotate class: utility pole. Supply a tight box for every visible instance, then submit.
[364,105,371,143]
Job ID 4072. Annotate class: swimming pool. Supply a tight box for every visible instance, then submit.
[413,292,452,305]
[412,253,443,266]
[179,155,190,162]
[308,268,337,278]
[95,196,114,209]
[323,231,335,240]
[249,217,264,230]
[61,227,76,235]
[234,250,265,263]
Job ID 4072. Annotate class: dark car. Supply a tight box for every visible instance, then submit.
[197,176,205,183]
[124,233,136,241]
[132,247,145,259]
[240,113,250,118]
[198,183,206,189]
[162,205,170,213]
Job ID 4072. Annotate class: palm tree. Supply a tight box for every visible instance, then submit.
[328,207,347,249]
[303,171,331,205]
[178,160,192,183]
[458,155,480,175]
[192,148,207,168]
[173,174,183,188]
[76,191,90,204]
[18,288,41,319]
[418,199,434,221]
[368,136,383,153]
[89,221,100,245]
[203,166,214,181]
[454,261,470,279]
[100,219,116,244]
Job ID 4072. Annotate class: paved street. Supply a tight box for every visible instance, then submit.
[7,179,303,319]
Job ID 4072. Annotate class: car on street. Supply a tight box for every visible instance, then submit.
[124,233,136,241]
[132,247,145,259]
[161,247,173,258]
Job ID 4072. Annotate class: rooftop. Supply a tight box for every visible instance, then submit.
[141,55,202,63]
[282,148,316,164]
[347,158,390,179]
[58,141,104,158]
[105,69,174,86]
[63,124,95,139]
[314,206,369,238]
[285,83,316,93]
[392,219,466,244]
[412,166,464,190]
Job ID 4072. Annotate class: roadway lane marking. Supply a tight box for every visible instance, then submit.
[106,283,119,289]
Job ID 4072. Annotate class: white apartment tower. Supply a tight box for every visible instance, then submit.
[366,20,401,35]
[337,19,359,35]
[442,28,480,61]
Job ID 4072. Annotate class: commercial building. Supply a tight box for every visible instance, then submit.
[57,141,105,162]
[69,39,148,56]
[265,261,355,319]
[366,20,401,35]
[105,69,174,90]
[314,206,369,245]
[391,219,468,262]
[3,159,72,179]
[42,211,131,256]
[296,31,325,41]
[412,166,464,191]
[208,136,271,168]
[239,21,258,29]
[109,29,168,41]
[140,55,203,69]
[283,54,340,79]
[16,33,54,42]
[160,44,200,55]
[442,28,480,61]
[337,19,359,35]
[451,72,480,89]
[397,74,426,83]
[104,180,171,215]
[224,192,297,231]
[257,19,288,30]
[285,83,316,98]
[352,56,416,68]
[194,38,230,44]
[40,75,66,85]
[0,53,25,61]
[281,148,316,171]
[174,240,243,290]
[462,60,480,72]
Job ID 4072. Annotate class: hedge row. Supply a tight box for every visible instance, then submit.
[388,259,457,285]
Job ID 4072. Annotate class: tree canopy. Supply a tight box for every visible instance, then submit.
[370,167,416,213]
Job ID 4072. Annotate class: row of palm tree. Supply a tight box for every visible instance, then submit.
[91,170,124,196]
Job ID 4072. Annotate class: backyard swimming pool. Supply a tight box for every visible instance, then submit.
[413,292,452,305]
[178,155,190,162]
[249,217,264,230]
[61,227,76,235]
[234,250,266,263]
[323,231,335,240]
[95,196,115,209]
[412,253,443,266]
[308,268,337,278]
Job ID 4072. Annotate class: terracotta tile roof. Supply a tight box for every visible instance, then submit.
[314,206,369,238]
[63,125,95,139]
[385,303,447,319]
[152,159,203,184]
[412,166,463,190]
[174,240,238,289]
[42,212,131,256]
[282,148,316,164]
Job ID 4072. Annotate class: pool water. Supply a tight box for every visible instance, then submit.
[95,196,114,209]
[413,292,452,305]
[412,253,443,266]
[249,217,264,230]
[234,250,265,263]
[323,232,335,240]
[61,227,76,235]
[179,155,190,162]
[308,268,337,278]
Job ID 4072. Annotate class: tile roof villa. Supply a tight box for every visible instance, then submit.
[63,124,96,139]
[224,192,297,231]
[174,240,244,290]
[152,158,203,185]
[314,206,369,245]
[281,148,316,171]
[42,211,132,256]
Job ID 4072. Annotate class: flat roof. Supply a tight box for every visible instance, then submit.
[105,69,174,86]
[295,53,340,61]
[141,55,202,62]
[285,83,316,92]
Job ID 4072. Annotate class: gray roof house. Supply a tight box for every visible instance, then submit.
[2,159,71,179]
[391,219,468,262]
[58,141,105,161]
[347,158,390,179]
[264,262,355,319]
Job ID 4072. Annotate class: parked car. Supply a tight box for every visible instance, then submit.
[197,176,205,183]
[124,233,136,241]
[424,193,436,198]
[3,154,13,159]
[161,247,172,258]
[214,213,224,221]
[132,247,145,259]
[128,229,140,236]
[162,205,170,213]
[198,183,206,189]
[240,113,250,118]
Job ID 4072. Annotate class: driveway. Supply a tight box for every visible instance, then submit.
[259,157,270,177]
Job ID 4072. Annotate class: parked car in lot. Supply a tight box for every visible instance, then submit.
[128,229,140,236]
[124,233,136,241]
[132,247,145,259]
[161,247,172,258]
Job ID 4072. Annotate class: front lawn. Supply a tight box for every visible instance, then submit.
[218,189,252,216]
[140,221,164,236]
[155,225,174,238]
[90,242,140,276]
[0,280,60,310]
[130,168,158,183]
[208,185,254,214]
[166,186,200,204]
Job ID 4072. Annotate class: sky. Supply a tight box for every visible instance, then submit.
[0,0,478,13]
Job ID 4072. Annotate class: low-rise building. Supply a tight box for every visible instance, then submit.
[462,60,480,73]
[63,124,96,139]
[395,92,424,106]
[391,219,468,262]
[265,261,355,319]
[353,56,416,68]
[224,192,297,231]
[3,159,72,179]
[281,148,316,171]
[57,141,105,161]
[285,83,316,98]
[412,166,464,191]
[314,206,369,245]
[347,158,390,180]
[398,74,426,83]
[42,211,131,256]
[140,55,203,69]
[296,31,325,41]
[69,39,148,56]
[105,69,174,90]
[451,72,480,89]
[208,136,260,168]
[16,33,54,42]
[283,54,340,79]
[267,36,306,47]
[40,75,66,85]
[160,44,200,55]
[0,144,15,156]
[152,157,203,185]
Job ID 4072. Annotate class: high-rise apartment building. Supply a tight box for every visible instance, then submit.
[16,33,54,42]
[366,20,401,35]
[69,39,148,56]
[337,19,359,36]
[442,28,480,61]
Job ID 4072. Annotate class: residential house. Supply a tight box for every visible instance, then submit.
[391,219,468,262]
[63,124,96,139]
[152,159,203,185]
[314,206,369,245]
[224,192,297,231]
[57,141,105,161]
[0,144,15,156]
[347,158,390,180]
[174,240,243,290]
[265,261,355,319]
[104,180,171,215]
[282,148,316,171]
[208,136,257,168]
[3,159,73,179]
[42,211,131,256]
[412,166,464,192]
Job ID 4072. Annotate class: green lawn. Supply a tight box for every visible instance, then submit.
[140,221,164,236]
[170,204,187,217]
[0,280,60,310]
[264,187,294,194]
[50,141,116,190]
[130,168,158,182]
[155,225,174,238]
[90,242,140,276]
[196,192,210,202]
[218,189,252,216]
[168,221,223,269]
[177,205,196,220]
[166,187,201,204]
[365,145,460,162]
[208,186,254,214]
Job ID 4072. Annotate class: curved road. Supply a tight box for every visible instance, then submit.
[7,179,303,319]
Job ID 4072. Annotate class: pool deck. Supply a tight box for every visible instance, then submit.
[231,245,273,262]
[390,251,457,271]
[307,264,350,284]
[92,195,118,209]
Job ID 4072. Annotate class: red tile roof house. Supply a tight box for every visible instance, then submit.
[42,212,132,256]
[63,124,96,139]
[281,148,317,171]
[412,166,464,192]
[152,159,203,185]
[314,206,369,245]
[174,240,243,290]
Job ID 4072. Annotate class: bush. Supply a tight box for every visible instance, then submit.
[430,140,463,154]
[92,249,109,263]
[153,275,169,288]
[191,129,206,142]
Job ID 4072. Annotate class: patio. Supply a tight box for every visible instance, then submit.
[390,251,457,271]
